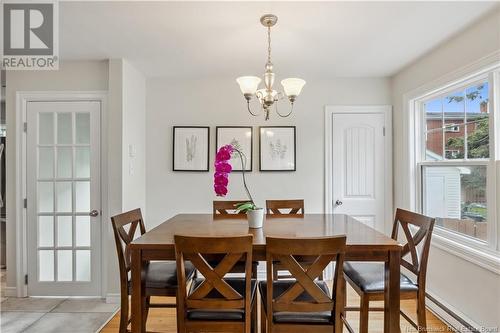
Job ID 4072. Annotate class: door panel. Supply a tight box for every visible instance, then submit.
[332,113,385,231]
[27,101,101,296]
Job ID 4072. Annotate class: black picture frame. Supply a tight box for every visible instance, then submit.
[216,126,253,172]
[259,126,296,171]
[172,126,210,172]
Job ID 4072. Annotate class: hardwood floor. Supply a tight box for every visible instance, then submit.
[101,284,449,333]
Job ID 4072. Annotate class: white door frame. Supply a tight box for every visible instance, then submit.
[324,105,393,234]
[15,91,108,297]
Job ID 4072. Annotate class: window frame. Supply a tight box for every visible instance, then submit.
[408,63,500,267]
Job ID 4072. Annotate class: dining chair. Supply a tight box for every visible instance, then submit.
[111,209,196,333]
[266,199,317,280]
[343,208,435,333]
[213,200,248,217]
[175,235,257,333]
[266,199,304,216]
[213,200,259,278]
[260,236,347,333]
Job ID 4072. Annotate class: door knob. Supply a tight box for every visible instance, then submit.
[335,200,343,206]
[89,210,99,217]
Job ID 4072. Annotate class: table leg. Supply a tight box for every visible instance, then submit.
[384,249,401,333]
[131,248,145,333]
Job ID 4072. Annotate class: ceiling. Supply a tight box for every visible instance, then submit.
[59,1,499,79]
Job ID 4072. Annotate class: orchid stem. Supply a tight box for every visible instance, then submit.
[234,149,255,206]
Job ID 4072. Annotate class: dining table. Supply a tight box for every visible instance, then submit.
[130,213,402,333]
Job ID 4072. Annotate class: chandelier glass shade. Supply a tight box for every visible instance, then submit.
[236,14,306,120]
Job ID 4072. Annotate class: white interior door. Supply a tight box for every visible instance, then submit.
[331,112,386,231]
[26,101,101,296]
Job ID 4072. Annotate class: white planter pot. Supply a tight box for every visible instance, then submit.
[247,208,264,229]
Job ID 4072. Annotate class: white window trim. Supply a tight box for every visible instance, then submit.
[402,51,500,274]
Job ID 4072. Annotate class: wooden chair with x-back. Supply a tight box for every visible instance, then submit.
[175,235,257,333]
[343,208,435,333]
[265,200,320,281]
[111,209,196,333]
[213,200,259,278]
[260,236,347,333]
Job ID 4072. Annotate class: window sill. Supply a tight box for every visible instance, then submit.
[431,232,500,275]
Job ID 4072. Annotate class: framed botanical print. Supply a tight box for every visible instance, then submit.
[259,126,296,171]
[216,126,253,171]
[173,126,210,171]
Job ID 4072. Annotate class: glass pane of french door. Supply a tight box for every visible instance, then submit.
[27,101,101,296]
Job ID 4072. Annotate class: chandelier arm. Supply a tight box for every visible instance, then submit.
[276,102,294,118]
[247,100,262,117]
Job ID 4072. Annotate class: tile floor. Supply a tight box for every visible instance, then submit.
[0,271,118,333]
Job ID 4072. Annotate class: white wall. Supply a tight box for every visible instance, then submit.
[122,60,147,213]
[5,60,109,291]
[391,8,500,328]
[145,77,391,227]
[105,59,147,296]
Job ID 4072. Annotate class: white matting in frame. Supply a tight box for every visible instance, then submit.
[173,126,209,171]
[259,126,296,171]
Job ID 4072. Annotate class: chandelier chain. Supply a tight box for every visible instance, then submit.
[267,26,272,64]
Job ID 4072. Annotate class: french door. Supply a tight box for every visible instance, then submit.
[26,101,101,296]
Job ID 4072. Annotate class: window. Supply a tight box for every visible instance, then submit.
[420,80,491,242]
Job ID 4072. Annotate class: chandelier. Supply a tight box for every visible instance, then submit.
[236,14,306,121]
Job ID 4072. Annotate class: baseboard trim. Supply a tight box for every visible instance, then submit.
[426,292,483,333]
[105,293,121,304]
[3,287,17,297]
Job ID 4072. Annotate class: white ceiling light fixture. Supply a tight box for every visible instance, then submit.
[236,14,306,121]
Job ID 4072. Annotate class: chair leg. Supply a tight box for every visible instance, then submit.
[119,295,129,333]
[144,296,151,322]
[176,293,185,333]
[260,304,267,333]
[251,297,257,333]
[142,296,150,331]
[359,294,369,333]
[335,277,346,333]
[417,292,427,331]
[343,279,348,309]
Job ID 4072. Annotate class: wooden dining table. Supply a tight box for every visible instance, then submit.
[130,213,402,333]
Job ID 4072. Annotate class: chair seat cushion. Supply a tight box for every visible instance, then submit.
[128,261,195,292]
[258,280,333,324]
[187,278,257,321]
[343,262,418,293]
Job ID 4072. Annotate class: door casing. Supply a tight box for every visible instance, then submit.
[15,91,108,298]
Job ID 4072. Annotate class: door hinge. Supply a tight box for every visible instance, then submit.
[23,122,27,133]
[383,126,386,136]
[24,274,28,285]
[24,198,27,209]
